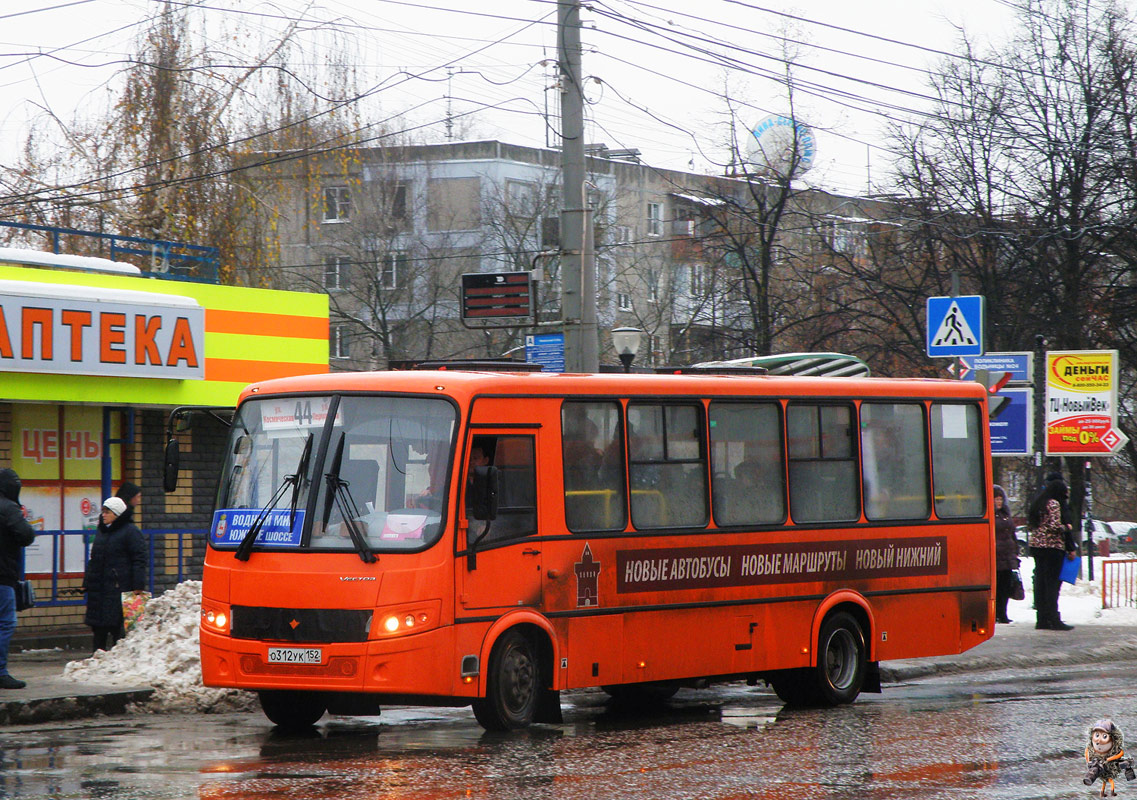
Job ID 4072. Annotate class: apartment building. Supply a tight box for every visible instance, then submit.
[238,139,895,371]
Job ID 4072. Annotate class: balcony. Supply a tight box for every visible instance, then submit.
[0,221,220,283]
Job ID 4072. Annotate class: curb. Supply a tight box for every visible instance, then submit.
[0,687,155,726]
[881,631,1137,683]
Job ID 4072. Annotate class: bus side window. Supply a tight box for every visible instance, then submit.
[860,403,930,521]
[628,403,708,530]
[562,402,626,532]
[930,403,984,518]
[477,435,536,541]
[787,403,859,523]
[709,402,785,526]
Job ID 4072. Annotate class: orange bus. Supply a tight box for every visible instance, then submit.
[187,368,994,730]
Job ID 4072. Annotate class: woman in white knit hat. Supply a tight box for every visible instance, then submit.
[81,496,146,652]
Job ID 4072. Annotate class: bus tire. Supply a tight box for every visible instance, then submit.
[258,690,327,730]
[472,628,539,731]
[766,668,818,706]
[813,611,866,705]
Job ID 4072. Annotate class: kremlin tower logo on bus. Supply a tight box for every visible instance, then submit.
[574,544,601,607]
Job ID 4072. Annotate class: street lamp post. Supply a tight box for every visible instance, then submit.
[611,327,643,373]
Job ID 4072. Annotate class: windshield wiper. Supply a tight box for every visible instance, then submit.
[234,437,311,562]
[288,433,313,528]
[321,433,377,564]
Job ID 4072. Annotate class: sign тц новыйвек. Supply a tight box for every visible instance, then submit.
[1046,350,1128,455]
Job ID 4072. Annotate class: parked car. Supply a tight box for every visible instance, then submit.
[1015,525,1030,556]
[1107,522,1137,553]
[1081,519,1137,555]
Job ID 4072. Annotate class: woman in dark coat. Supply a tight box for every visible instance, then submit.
[992,485,1019,623]
[1028,477,1077,631]
[83,497,146,651]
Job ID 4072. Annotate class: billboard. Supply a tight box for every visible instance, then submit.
[1045,350,1127,455]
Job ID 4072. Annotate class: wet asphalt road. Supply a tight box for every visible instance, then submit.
[0,663,1129,800]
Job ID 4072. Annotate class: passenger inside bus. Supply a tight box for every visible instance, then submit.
[465,437,495,544]
[466,435,537,544]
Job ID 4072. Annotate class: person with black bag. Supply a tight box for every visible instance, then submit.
[993,485,1020,623]
[82,497,146,652]
[0,468,37,690]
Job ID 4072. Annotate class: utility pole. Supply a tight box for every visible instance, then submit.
[558,0,598,372]
[1034,333,1048,485]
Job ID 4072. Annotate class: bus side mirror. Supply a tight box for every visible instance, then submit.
[163,438,180,493]
[468,465,498,521]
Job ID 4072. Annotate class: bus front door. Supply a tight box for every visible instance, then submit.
[458,432,542,611]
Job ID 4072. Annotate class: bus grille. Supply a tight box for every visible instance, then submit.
[230,606,373,643]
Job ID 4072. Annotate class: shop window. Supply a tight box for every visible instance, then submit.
[11,404,122,576]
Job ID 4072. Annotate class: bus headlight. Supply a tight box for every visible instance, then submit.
[201,603,231,635]
[376,601,440,638]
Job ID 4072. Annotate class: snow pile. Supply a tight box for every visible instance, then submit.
[62,580,255,713]
[1010,555,1137,626]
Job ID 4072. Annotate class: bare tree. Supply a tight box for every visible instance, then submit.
[881,0,1137,513]
[0,1,364,281]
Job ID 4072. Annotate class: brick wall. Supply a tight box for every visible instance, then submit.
[140,408,229,594]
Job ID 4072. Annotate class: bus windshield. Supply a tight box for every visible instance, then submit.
[211,395,456,553]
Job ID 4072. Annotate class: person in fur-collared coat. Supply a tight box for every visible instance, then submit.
[1085,718,1135,797]
[82,497,146,652]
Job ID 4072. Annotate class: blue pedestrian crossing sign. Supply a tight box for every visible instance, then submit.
[926,295,984,357]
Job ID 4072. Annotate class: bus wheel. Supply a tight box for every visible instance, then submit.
[766,669,818,706]
[814,612,866,705]
[258,690,327,730]
[472,629,539,731]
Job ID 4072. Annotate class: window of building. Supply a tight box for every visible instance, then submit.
[647,202,663,236]
[710,402,785,526]
[627,403,707,529]
[617,291,632,311]
[506,179,539,219]
[381,251,409,289]
[324,256,347,291]
[930,403,985,518]
[820,217,865,259]
[860,402,930,521]
[562,402,626,532]
[689,263,706,296]
[392,184,407,220]
[786,403,859,523]
[427,177,481,231]
[648,269,659,303]
[331,324,350,359]
[645,333,660,366]
[324,187,350,223]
